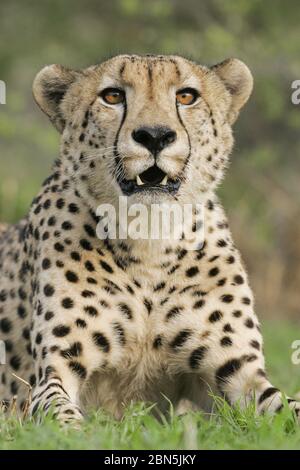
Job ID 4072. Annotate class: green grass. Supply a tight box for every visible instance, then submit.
[1,321,300,450]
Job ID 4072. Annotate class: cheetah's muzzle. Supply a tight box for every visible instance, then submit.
[118,165,181,196]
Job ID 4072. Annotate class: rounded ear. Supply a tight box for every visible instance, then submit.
[211,58,253,124]
[33,65,82,132]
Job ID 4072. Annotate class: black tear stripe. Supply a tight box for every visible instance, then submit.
[113,95,127,180]
[175,102,191,177]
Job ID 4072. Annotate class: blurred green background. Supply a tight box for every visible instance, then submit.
[0,0,300,320]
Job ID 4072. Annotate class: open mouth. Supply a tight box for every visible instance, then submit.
[118,165,181,196]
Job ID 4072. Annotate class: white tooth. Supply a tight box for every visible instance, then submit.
[136,175,144,186]
[161,175,168,186]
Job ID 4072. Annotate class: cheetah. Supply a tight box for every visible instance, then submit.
[0,54,299,425]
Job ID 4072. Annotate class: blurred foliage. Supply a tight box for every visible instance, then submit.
[0,0,300,319]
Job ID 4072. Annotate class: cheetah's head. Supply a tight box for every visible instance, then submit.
[33,55,252,208]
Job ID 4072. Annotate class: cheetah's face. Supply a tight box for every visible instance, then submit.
[33,55,253,207]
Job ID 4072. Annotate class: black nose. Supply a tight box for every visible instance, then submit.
[132,126,177,155]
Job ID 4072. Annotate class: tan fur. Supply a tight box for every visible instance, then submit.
[0,55,299,425]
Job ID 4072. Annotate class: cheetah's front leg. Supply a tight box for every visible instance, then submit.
[28,302,91,425]
[167,280,300,422]
[30,366,84,425]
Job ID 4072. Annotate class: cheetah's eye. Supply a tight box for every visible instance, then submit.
[100,88,125,105]
[176,88,199,106]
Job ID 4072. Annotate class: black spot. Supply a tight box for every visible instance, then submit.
[100,260,114,273]
[186,266,199,277]
[43,199,51,209]
[17,305,27,318]
[257,368,266,378]
[0,318,12,333]
[80,239,93,251]
[118,303,133,319]
[52,325,70,337]
[84,305,98,317]
[258,387,279,405]
[166,306,183,320]
[36,332,43,344]
[54,242,64,252]
[75,318,87,328]
[221,294,234,303]
[113,323,126,346]
[223,323,234,333]
[233,275,244,285]
[44,284,55,297]
[42,258,51,270]
[56,198,65,209]
[143,298,153,314]
[61,342,82,359]
[189,346,207,369]
[209,267,219,277]
[153,281,166,291]
[29,374,36,386]
[81,290,95,298]
[126,284,135,295]
[71,251,81,261]
[62,221,73,231]
[69,361,87,380]
[232,310,242,318]
[92,332,110,353]
[220,336,232,347]
[250,339,260,350]
[209,310,223,323]
[84,224,96,238]
[85,261,95,272]
[193,299,205,309]
[22,328,30,340]
[170,330,192,350]
[207,200,214,210]
[48,216,56,226]
[153,335,162,349]
[65,270,79,283]
[11,380,18,394]
[45,311,54,321]
[244,354,257,363]
[245,318,254,328]
[216,358,242,388]
[62,297,74,309]
[10,355,21,371]
[68,203,79,213]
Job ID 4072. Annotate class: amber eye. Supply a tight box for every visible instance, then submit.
[176,88,199,106]
[101,88,125,105]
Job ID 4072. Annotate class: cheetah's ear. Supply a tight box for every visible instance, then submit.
[33,65,82,132]
[211,59,253,124]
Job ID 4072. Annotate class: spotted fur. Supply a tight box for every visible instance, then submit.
[0,54,299,425]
